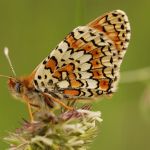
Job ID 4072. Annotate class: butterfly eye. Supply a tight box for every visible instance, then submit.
[15,82,22,93]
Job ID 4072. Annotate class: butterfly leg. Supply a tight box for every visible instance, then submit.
[26,102,34,122]
[43,93,74,111]
[23,95,34,122]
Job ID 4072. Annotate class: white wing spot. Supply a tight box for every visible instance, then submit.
[57,80,69,88]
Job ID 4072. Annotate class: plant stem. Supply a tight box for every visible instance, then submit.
[121,67,150,84]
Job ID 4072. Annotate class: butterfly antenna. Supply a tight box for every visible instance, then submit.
[4,47,17,76]
[0,74,15,79]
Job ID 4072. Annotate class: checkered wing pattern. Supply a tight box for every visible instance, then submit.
[33,10,131,100]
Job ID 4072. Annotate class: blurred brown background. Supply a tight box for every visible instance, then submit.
[0,0,150,149]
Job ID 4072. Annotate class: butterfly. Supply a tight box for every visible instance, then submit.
[5,10,131,121]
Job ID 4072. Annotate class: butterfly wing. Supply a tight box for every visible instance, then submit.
[33,10,131,100]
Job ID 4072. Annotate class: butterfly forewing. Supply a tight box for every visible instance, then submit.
[33,10,131,100]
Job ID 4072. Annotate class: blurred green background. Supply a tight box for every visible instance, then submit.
[0,0,150,149]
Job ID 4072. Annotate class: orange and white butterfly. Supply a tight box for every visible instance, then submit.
[4,10,130,120]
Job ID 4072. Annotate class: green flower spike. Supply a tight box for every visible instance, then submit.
[4,107,102,150]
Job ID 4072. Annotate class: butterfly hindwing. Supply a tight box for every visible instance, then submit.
[33,10,131,100]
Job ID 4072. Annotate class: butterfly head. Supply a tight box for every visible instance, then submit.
[8,78,24,99]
